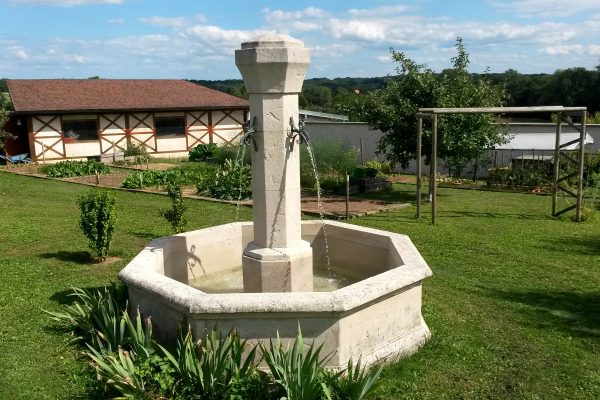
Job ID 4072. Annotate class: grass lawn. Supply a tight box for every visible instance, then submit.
[0,171,599,399]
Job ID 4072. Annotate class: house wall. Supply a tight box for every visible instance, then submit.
[26,109,246,162]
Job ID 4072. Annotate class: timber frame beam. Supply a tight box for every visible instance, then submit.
[416,106,588,224]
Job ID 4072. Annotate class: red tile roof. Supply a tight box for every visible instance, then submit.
[7,79,248,113]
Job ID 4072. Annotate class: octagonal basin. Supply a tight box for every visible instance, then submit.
[119,220,432,369]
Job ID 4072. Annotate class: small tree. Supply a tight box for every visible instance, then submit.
[0,94,15,152]
[355,38,508,177]
[161,183,187,233]
[78,190,117,261]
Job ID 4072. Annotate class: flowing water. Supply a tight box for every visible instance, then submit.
[304,142,332,268]
[189,263,366,293]
[235,142,248,221]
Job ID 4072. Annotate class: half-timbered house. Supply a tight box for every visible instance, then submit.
[4,79,249,162]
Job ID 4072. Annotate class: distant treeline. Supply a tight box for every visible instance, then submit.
[193,67,600,120]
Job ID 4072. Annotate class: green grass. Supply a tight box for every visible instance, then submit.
[0,172,598,399]
[355,184,600,399]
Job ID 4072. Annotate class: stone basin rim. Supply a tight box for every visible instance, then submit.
[118,220,432,315]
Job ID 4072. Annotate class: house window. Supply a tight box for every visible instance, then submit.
[155,116,185,138]
[63,119,99,142]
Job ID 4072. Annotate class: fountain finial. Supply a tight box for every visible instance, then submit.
[235,34,310,95]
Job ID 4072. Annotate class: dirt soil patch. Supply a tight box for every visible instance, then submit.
[301,192,406,218]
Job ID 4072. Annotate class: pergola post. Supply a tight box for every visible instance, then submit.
[416,117,423,219]
[576,110,587,222]
[552,113,562,216]
[431,114,438,225]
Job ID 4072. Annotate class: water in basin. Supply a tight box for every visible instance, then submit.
[189,264,366,293]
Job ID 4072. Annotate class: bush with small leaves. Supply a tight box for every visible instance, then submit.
[197,159,252,200]
[188,143,218,162]
[160,183,187,234]
[77,190,116,261]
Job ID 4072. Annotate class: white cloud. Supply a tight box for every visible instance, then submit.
[587,44,600,56]
[311,43,357,58]
[376,54,392,63]
[490,0,600,18]
[539,44,584,55]
[10,0,123,6]
[140,16,189,28]
[183,25,272,52]
[348,5,409,17]
[329,19,388,42]
[263,6,328,22]
[107,18,125,24]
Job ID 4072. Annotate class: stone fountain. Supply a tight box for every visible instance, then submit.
[119,34,432,369]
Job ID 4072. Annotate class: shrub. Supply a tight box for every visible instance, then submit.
[124,141,150,164]
[40,160,110,178]
[364,159,394,176]
[197,159,252,200]
[160,183,187,234]
[351,166,378,179]
[77,190,116,261]
[188,143,218,162]
[213,144,251,165]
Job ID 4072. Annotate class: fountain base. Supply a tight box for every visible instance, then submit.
[119,221,432,369]
[243,240,313,292]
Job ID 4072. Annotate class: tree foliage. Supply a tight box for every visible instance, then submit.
[353,38,508,176]
[0,93,15,151]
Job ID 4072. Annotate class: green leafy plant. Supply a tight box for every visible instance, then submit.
[197,159,252,200]
[40,160,111,178]
[364,159,394,176]
[160,183,187,234]
[0,93,15,151]
[45,283,127,345]
[212,144,251,165]
[124,141,150,164]
[158,328,260,399]
[87,347,151,399]
[121,163,217,189]
[189,143,218,162]
[329,359,383,400]
[77,190,116,261]
[260,329,332,400]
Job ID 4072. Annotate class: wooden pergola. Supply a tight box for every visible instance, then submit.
[415,106,588,224]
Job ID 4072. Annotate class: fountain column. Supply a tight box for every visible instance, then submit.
[235,34,313,293]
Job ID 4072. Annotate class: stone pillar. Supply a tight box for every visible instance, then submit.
[235,34,313,292]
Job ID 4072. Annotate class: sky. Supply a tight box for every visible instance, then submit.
[1,0,599,80]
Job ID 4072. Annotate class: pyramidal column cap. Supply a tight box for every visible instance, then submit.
[235,34,310,94]
[241,34,305,49]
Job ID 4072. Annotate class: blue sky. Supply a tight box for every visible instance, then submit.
[1,0,599,80]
